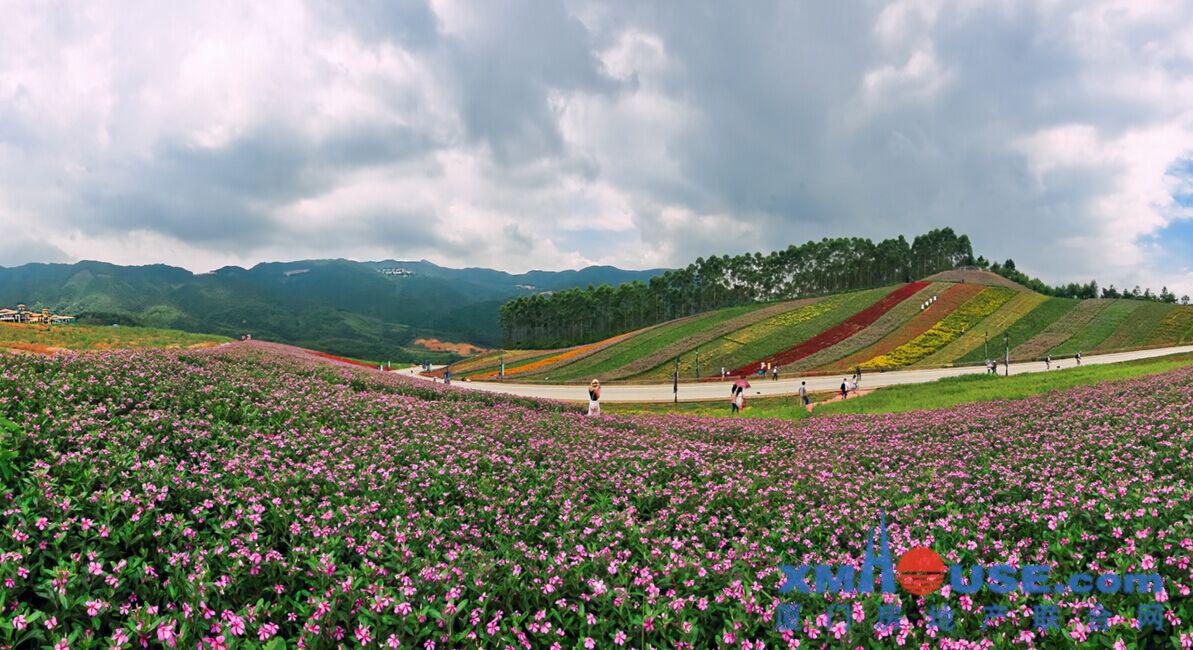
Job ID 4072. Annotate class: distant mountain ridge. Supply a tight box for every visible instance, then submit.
[0,259,666,361]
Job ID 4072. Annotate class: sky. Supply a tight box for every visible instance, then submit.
[0,1,1191,296]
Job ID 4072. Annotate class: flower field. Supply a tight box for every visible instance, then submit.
[729,281,930,376]
[639,288,890,381]
[954,298,1078,366]
[472,330,640,380]
[859,287,1016,370]
[819,283,983,373]
[781,283,943,373]
[2,343,1189,648]
[547,299,818,383]
[914,292,1048,367]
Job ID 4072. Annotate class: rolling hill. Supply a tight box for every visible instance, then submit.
[0,259,665,362]
[449,270,1193,383]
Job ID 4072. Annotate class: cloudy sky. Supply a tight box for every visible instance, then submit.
[1,1,1191,294]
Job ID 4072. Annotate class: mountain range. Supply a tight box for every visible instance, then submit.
[0,259,665,361]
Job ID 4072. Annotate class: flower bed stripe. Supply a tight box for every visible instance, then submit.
[729,281,931,376]
[557,298,820,381]
[816,282,984,373]
[1143,305,1193,346]
[1010,298,1112,360]
[1047,299,1144,357]
[473,330,642,379]
[913,291,1048,367]
[631,290,887,381]
[1092,302,1173,352]
[859,287,1017,370]
[784,283,945,372]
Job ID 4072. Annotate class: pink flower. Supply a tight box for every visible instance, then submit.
[54,640,69,650]
[355,624,372,646]
[258,623,278,641]
[12,615,26,631]
[613,630,627,646]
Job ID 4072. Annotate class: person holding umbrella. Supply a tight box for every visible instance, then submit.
[731,376,751,413]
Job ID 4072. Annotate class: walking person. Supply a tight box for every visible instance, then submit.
[799,381,809,407]
[587,380,602,417]
[771,365,779,381]
[444,368,452,385]
[1045,355,1051,370]
[730,382,742,414]
[1075,351,1082,366]
[840,378,848,399]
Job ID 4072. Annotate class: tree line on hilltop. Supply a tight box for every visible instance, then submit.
[982,259,1188,305]
[499,228,975,347]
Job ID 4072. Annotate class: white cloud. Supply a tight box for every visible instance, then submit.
[0,0,1189,296]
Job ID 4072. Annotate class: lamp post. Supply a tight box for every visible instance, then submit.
[673,356,679,404]
[695,352,700,380]
[984,330,989,360]
[1003,334,1010,377]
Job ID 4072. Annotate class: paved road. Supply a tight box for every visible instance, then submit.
[396,345,1193,403]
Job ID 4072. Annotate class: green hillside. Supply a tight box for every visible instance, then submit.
[0,259,664,362]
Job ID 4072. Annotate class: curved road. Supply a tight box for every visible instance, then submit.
[397,345,1193,403]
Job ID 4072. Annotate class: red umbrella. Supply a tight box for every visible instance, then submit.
[733,377,752,390]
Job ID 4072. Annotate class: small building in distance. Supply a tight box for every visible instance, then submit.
[0,304,76,324]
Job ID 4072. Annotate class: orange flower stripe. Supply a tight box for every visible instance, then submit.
[474,332,637,379]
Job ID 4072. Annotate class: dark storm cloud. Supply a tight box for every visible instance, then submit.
[74,121,438,248]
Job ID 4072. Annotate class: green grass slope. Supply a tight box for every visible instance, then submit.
[955,297,1077,364]
[1048,299,1143,357]
[1094,302,1174,352]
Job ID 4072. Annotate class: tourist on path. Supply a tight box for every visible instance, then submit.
[840,379,848,399]
[1075,352,1082,366]
[799,381,809,407]
[587,380,602,417]
[772,365,779,381]
[1045,355,1051,370]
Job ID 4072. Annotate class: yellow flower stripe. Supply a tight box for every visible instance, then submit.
[861,287,1016,370]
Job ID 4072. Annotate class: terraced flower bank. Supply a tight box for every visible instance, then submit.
[546,299,817,382]
[473,330,641,379]
[1,345,1189,648]
[727,281,931,376]
[1144,306,1193,346]
[914,291,1047,367]
[438,348,558,378]
[1048,299,1144,357]
[956,297,1078,365]
[817,282,983,373]
[860,286,1016,370]
[636,289,888,381]
[1011,299,1111,360]
[783,283,943,372]
[1092,303,1173,352]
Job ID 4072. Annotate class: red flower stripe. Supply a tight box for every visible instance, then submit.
[730,281,930,376]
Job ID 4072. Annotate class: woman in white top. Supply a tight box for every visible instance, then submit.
[587,379,602,417]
